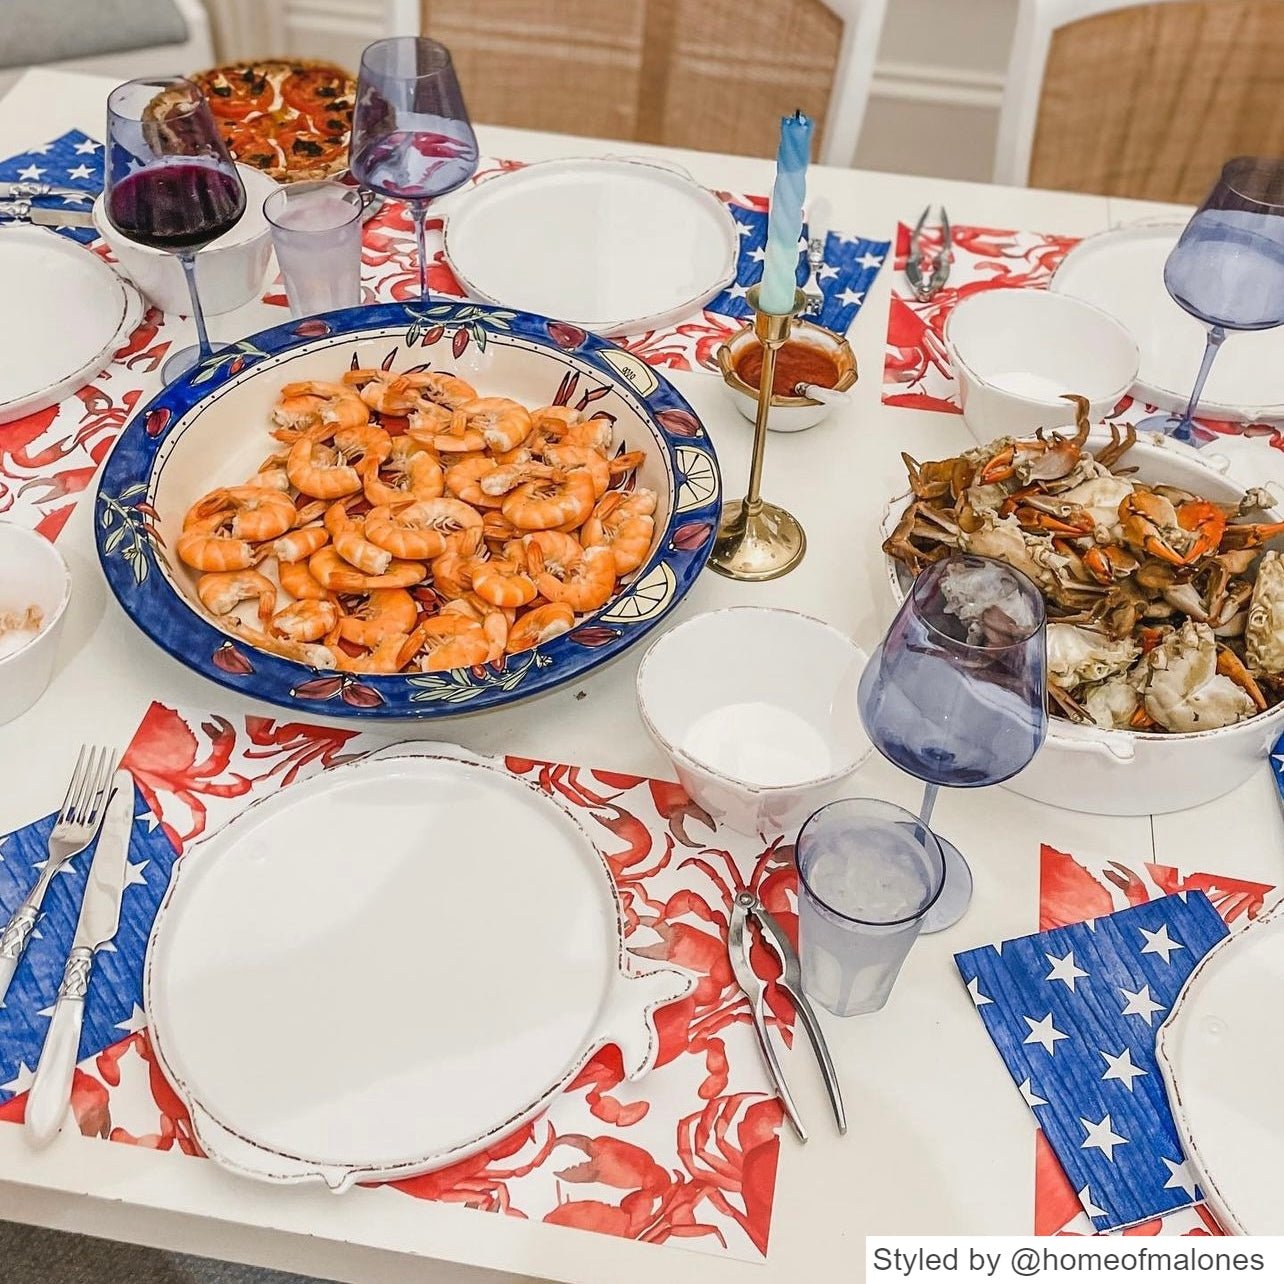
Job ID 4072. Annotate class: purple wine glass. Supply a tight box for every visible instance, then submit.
[105,77,246,383]
[1138,157,1284,444]
[349,38,479,303]
[857,554,1048,931]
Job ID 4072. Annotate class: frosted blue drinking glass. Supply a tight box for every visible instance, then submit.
[1140,157,1284,444]
[857,554,1048,928]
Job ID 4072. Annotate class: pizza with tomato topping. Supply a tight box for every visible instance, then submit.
[186,60,356,182]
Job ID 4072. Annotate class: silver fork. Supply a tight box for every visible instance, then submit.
[0,746,118,1005]
[801,196,831,317]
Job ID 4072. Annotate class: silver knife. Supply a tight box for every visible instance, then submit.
[0,202,95,229]
[0,181,93,200]
[25,770,135,1148]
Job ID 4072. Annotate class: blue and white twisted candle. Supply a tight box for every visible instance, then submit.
[758,111,813,314]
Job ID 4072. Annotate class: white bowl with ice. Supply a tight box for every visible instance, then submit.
[635,607,872,835]
[0,523,71,726]
[944,288,1139,441]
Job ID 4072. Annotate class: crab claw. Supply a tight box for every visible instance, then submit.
[1220,520,1284,551]
[1216,645,1268,711]
[978,444,1017,485]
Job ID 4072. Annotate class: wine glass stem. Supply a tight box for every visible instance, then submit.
[413,200,430,303]
[918,781,940,828]
[178,253,213,362]
[1176,325,1226,438]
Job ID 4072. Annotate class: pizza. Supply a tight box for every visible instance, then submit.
[186,60,356,182]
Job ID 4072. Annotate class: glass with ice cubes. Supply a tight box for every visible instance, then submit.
[795,797,946,1016]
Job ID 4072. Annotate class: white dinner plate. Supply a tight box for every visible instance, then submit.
[1050,222,1284,422]
[0,225,142,425]
[143,742,694,1191]
[1156,896,1284,1234]
[442,157,739,335]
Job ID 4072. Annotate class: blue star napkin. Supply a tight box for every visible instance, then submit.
[0,798,179,1099]
[0,129,104,246]
[956,892,1229,1231]
[709,201,889,335]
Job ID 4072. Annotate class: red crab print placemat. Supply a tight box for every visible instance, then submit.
[1031,843,1274,1238]
[881,222,1284,451]
[0,700,796,1260]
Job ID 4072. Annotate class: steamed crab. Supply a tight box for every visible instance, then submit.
[885,398,1284,734]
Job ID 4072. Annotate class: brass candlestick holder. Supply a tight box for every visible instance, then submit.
[709,285,807,581]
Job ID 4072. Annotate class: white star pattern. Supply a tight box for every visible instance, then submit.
[1080,1113,1127,1161]
[856,250,883,271]
[66,164,95,181]
[16,164,45,181]
[1120,983,1165,1026]
[26,142,52,155]
[734,219,754,238]
[31,858,77,878]
[115,1004,148,1034]
[137,809,161,833]
[749,246,767,263]
[36,1004,55,1020]
[1161,1156,1199,1199]
[1045,949,1089,991]
[817,262,839,281]
[836,287,865,308]
[1023,1012,1069,1055]
[1078,1186,1107,1220]
[966,976,992,1006]
[74,138,101,154]
[1100,1046,1147,1091]
[1139,924,1184,964]
[60,192,91,204]
[725,282,749,300]
[1,1062,35,1095]
[1019,1078,1047,1108]
[124,859,149,889]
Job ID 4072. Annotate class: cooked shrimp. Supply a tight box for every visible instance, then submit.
[190,486,297,542]
[333,423,392,472]
[542,444,610,497]
[479,461,555,498]
[506,601,575,654]
[278,558,332,601]
[338,588,419,648]
[401,370,477,409]
[272,393,326,432]
[335,632,415,674]
[352,372,423,416]
[430,526,485,598]
[502,468,596,531]
[364,497,483,561]
[581,491,656,575]
[309,546,426,592]
[233,625,335,669]
[444,455,503,508]
[287,439,363,500]
[251,452,293,492]
[527,535,616,612]
[272,599,339,643]
[273,523,329,564]
[325,500,393,576]
[564,416,615,452]
[403,616,493,672]
[279,380,370,432]
[470,557,537,609]
[432,408,487,454]
[531,405,579,434]
[177,516,260,572]
[364,440,444,507]
[196,569,277,624]
[462,397,532,454]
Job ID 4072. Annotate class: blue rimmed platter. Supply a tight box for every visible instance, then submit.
[95,301,721,718]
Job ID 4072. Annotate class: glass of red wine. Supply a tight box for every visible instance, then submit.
[349,38,479,303]
[105,77,246,382]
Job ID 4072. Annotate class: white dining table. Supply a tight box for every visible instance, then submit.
[0,65,1280,1284]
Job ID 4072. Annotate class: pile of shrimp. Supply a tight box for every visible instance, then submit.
[175,367,656,674]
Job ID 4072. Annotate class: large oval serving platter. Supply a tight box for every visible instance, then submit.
[442,158,739,335]
[1156,895,1284,1234]
[144,742,696,1190]
[95,301,720,719]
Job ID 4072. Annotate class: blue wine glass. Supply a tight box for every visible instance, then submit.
[105,77,246,383]
[349,38,479,303]
[1138,157,1284,444]
[857,554,1048,931]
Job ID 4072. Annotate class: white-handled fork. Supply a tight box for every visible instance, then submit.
[0,746,117,1005]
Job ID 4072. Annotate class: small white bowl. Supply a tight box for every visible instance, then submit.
[92,164,280,316]
[944,289,1139,441]
[636,607,872,835]
[0,524,71,725]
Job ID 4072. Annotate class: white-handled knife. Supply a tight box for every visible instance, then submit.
[25,769,135,1148]
[0,202,95,228]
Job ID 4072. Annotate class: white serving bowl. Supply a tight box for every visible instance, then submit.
[0,524,71,725]
[715,319,858,433]
[882,431,1284,816]
[636,607,872,835]
[944,289,1139,442]
[92,164,279,316]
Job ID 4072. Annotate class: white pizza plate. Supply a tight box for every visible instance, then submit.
[1050,222,1284,423]
[0,225,142,425]
[442,157,739,336]
[1156,895,1284,1234]
[143,741,695,1191]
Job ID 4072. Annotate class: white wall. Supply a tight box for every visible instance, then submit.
[205,0,1015,182]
